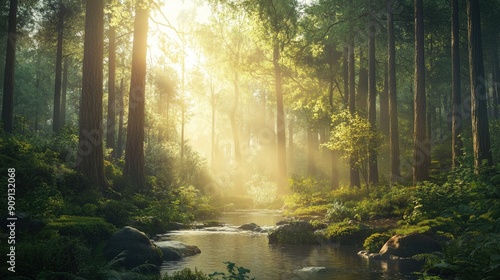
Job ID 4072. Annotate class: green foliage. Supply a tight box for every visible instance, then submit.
[13,236,91,278]
[47,215,117,246]
[209,261,255,280]
[98,200,138,227]
[326,200,352,222]
[324,110,382,174]
[363,233,392,253]
[162,268,211,280]
[284,177,334,216]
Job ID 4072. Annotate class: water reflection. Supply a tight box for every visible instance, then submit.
[160,211,421,279]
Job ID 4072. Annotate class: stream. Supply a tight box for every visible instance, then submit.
[160,210,422,279]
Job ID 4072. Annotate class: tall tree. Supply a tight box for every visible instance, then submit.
[116,77,124,158]
[124,0,149,188]
[379,63,389,138]
[451,0,463,167]
[387,0,400,185]
[367,12,378,186]
[2,0,18,133]
[273,43,288,192]
[413,0,429,183]
[348,43,361,187]
[76,0,106,188]
[244,0,297,194]
[52,0,66,133]
[107,13,116,157]
[492,35,500,119]
[466,0,493,171]
[61,56,68,127]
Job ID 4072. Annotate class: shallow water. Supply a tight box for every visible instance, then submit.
[160,210,422,279]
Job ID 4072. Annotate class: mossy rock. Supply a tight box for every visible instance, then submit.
[268,221,320,245]
[363,232,393,253]
[323,221,373,246]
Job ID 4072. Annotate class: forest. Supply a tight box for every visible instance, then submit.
[1,0,500,279]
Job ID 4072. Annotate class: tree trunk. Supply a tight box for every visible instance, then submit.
[2,0,18,133]
[380,63,389,138]
[368,17,379,186]
[230,71,242,190]
[357,52,368,117]
[53,2,64,133]
[124,0,149,188]
[348,43,361,188]
[307,125,317,176]
[492,34,500,119]
[413,0,429,183]
[107,21,116,157]
[61,56,68,127]
[343,47,349,107]
[76,0,106,189]
[288,116,294,169]
[211,81,216,168]
[451,0,463,168]
[273,44,287,194]
[467,0,493,171]
[329,53,339,189]
[117,78,124,158]
[388,0,400,185]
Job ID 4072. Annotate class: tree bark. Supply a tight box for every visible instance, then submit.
[273,44,287,194]
[76,0,106,188]
[230,71,242,190]
[348,43,361,188]
[329,50,339,189]
[380,63,389,138]
[61,56,68,127]
[343,47,349,107]
[467,0,493,171]
[117,78,124,158]
[107,21,116,157]
[413,0,429,183]
[53,1,65,133]
[211,81,216,168]
[451,0,463,168]
[388,0,400,185]
[2,0,18,133]
[492,34,500,119]
[307,125,317,176]
[288,116,294,169]
[368,17,379,186]
[357,52,368,117]
[124,0,149,188]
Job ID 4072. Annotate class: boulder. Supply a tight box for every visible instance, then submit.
[104,226,162,270]
[238,223,259,231]
[158,246,182,261]
[155,241,201,259]
[379,233,441,258]
[268,221,319,245]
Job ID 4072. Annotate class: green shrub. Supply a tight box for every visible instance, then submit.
[326,200,353,222]
[363,233,392,253]
[209,261,255,280]
[48,215,117,246]
[162,268,211,280]
[98,200,138,227]
[14,236,91,278]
